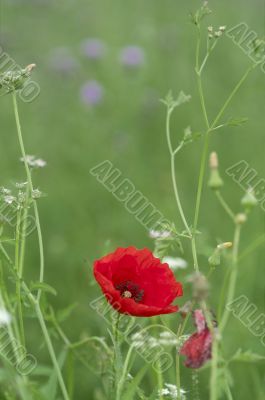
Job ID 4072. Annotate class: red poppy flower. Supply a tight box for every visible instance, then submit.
[93,246,183,317]
[180,309,212,368]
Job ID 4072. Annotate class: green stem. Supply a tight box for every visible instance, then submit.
[210,224,241,400]
[19,184,30,278]
[219,224,241,332]
[215,191,236,222]
[176,323,182,399]
[166,109,191,236]
[171,155,192,237]
[116,344,135,400]
[15,208,25,348]
[12,92,44,301]
[34,300,70,400]
[192,65,254,271]
[197,74,210,128]
[193,130,210,234]
[238,234,265,262]
[210,65,255,129]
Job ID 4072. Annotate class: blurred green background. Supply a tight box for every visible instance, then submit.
[0,0,264,398]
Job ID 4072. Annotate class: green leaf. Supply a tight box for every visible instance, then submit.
[226,117,248,127]
[56,302,78,323]
[30,281,57,296]
[230,349,265,363]
[160,90,191,110]
[40,348,68,400]
[123,364,149,400]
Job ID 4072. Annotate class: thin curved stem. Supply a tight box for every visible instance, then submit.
[215,191,236,222]
[238,234,265,262]
[12,92,44,301]
[166,109,192,237]
[171,155,192,236]
[34,300,70,400]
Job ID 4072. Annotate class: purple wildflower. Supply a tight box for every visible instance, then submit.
[80,80,104,106]
[80,38,106,60]
[119,46,145,68]
[48,47,79,74]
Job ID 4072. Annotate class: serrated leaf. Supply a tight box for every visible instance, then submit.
[160,90,191,110]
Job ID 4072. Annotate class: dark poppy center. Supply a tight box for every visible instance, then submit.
[115,280,144,303]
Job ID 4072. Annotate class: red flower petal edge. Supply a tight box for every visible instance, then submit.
[180,309,212,368]
[93,246,183,317]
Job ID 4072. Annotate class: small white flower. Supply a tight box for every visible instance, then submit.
[214,31,223,38]
[20,155,47,168]
[158,383,187,399]
[149,230,171,239]
[4,195,16,205]
[0,308,12,326]
[32,189,43,199]
[34,158,47,168]
[162,256,187,270]
[219,25,226,32]
[1,187,11,195]
[15,181,28,189]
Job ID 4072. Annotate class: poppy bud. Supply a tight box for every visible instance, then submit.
[208,152,224,190]
[241,188,258,210]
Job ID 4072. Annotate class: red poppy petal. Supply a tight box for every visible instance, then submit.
[93,247,183,317]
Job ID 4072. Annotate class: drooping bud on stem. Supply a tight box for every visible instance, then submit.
[208,242,233,267]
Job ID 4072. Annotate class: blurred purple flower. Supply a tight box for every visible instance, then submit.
[80,80,104,106]
[119,46,145,68]
[80,38,106,60]
[48,47,79,74]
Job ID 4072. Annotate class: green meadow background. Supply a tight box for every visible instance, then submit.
[0,0,264,398]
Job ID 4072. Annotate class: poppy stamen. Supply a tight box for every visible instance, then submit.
[122,290,132,298]
[115,280,144,303]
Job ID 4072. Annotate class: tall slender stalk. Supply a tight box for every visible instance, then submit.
[166,109,192,237]
[12,92,44,301]
[11,92,70,400]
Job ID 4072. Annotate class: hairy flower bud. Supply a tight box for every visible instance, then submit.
[208,152,224,190]
[188,273,209,302]
[0,63,36,94]
[235,213,247,225]
[241,188,258,210]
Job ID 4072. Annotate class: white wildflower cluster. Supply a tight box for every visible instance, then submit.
[0,308,12,326]
[131,331,190,350]
[162,256,187,270]
[208,25,226,39]
[20,155,47,168]
[32,189,43,199]
[158,383,187,399]
[0,187,16,206]
[149,229,172,239]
